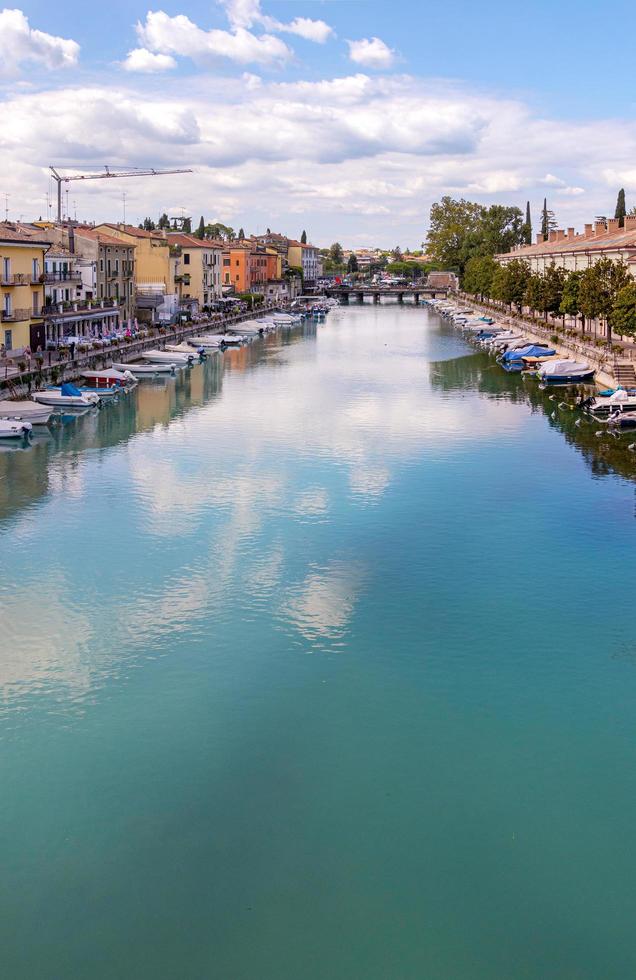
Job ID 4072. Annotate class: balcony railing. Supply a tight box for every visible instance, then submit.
[1,308,31,321]
[42,299,120,318]
[0,272,31,286]
[43,271,81,283]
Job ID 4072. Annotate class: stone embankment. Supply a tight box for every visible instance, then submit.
[0,306,288,399]
[457,294,617,388]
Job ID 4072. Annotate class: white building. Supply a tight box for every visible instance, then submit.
[498,216,636,276]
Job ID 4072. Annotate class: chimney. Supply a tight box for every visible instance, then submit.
[536,232,544,244]
[548,230,557,242]
[556,229,565,241]
[624,215,636,232]
[584,223,594,237]
[567,227,576,238]
[606,218,620,234]
[595,221,607,236]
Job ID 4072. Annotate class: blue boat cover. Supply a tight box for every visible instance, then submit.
[500,345,555,362]
[61,382,83,396]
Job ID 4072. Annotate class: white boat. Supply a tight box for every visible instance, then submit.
[188,335,226,349]
[538,359,595,384]
[112,360,176,375]
[82,368,137,387]
[584,388,636,416]
[0,418,32,439]
[33,384,99,407]
[165,343,207,357]
[218,333,249,346]
[144,349,194,365]
[0,399,54,424]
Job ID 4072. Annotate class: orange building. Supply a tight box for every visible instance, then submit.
[221,244,269,292]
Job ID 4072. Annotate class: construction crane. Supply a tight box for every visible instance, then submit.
[49,165,193,223]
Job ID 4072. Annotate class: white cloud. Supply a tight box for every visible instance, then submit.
[0,7,79,74]
[347,36,395,69]
[137,10,292,67]
[121,47,177,73]
[218,0,333,42]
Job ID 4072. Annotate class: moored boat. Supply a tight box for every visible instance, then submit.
[32,383,100,407]
[537,359,595,385]
[165,343,207,358]
[0,399,54,425]
[144,349,194,365]
[0,418,32,439]
[82,368,137,388]
[112,360,176,375]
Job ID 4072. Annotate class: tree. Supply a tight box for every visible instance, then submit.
[301,230,307,244]
[158,213,170,230]
[347,253,359,273]
[610,283,636,337]
[524,263,565,320]
[578,257,631,341]
[523,201,532,245]
[141,217,156,231]
[426,196,485,274]
[391,246,402,262]
[560,270,583,324]
[238,227,245,240]
[462,255,497,299]
[540,198,557,241]
[477,205,525,256]
[182,217,192,233]
[195,216,205,239]
[524,272,546,316]
[491,259,531,311]
[329,242,344,266]
[205,222,235,241]
[615,188,626,228]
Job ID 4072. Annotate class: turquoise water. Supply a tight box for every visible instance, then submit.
[2,305,636,979]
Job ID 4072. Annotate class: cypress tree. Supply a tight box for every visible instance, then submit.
[615,188,626,228]
[524,201,532,244]
[301,229,307,244]
[195,216,205,239]
[238,227,245,240]
[541,198,548,241]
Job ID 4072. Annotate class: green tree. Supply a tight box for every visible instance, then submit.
[426,196,485,274]
[524,264,565,320]
[142,217,156,231]
[610,283,636,337]
[182,217,192,233]
[347,253,359,273]
[301,229,307,244]
[462,255,497,299]
[615,188,626,228]
[559,270,583,323]
[523,201,532,245]
[158,212,170,230]
[205,222,235,241]
[391,246,402,262]
[524,272,546,315]
[491,259,531,311]
[238,227,245,240]
[329,242,344,266]
[477,205,525,256]
[577,257,630,341]
[195,216,205,239]
[540,198,557,241]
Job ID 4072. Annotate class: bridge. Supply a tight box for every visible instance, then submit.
[323,285,451,304]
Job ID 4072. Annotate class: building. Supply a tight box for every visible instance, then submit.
[261,277,301,304]
[252,231,289,262]
[498,217,636,275]
[287,240,320,285]
[0,222,51,353]
[167,233,222,311]
[221,244,269,293]
[95,223,176,322]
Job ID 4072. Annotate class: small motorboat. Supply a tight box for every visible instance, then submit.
[0,399,54,425]
[33,383,100,407]
[188,335,226,349]
[144,349,194,365]
[82,368,137,388]
[0,418,32,439]
[499,345,555,367]
[165,343,206,358]
[218,333,249,346]
[46,383,121,399]
[582,388,636,416]
[538,359,595,385]
[112,360,176,375]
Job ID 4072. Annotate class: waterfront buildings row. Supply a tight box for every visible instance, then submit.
[0,221,319,355]
[498,216,636,274]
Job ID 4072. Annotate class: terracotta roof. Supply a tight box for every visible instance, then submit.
[167,233,222,249]
[99,223,166,241]
[76,227,136,248]
[501,226,636,260]
[0,221,52,245]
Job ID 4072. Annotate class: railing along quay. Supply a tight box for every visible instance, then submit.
[0,305,292,395]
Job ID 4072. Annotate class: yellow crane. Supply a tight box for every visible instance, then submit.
[49,165,193,223]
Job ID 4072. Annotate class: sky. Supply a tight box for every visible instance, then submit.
[1,0,636,248]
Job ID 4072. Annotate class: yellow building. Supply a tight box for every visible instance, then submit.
[167,233,222,310]
[96,223,174,320]
[0,222,51,353]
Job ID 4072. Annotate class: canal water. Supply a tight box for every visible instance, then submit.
[2,305,636,979]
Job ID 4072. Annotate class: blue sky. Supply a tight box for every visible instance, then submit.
[2,0,636,246]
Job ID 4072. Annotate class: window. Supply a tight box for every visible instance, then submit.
[100,259,104,272]
[4,329,12,350]
[32,258,39,280]
[4,293,11,315]
[2,257,10,281]
[223,258,230,266]
[184,253,190,265]
[32,291,39,314]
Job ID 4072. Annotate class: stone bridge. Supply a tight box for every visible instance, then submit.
[323,285,450,304]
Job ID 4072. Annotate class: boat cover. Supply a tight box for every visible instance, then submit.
[501,345,555,362]
[61,383,83,396]
[540,359,590,376]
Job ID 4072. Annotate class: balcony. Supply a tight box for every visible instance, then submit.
[43,271,82,284]
[42,299,120,319]
[174,274,191,285]
[1,308,31,322]
[1,272,30,286]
